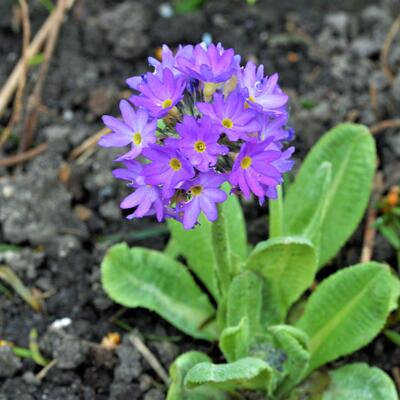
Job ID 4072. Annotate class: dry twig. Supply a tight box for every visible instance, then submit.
[0,0,31,148]
[392,367,400,393]
[0,7,58,118]
[36,359,57,381]
[0,143,48,167]
[360,171,384,263]
[380,15,400,83]
[129,333,169,385]
[68,127,110,160]
[20,0,69,152]
[369,119,400,135]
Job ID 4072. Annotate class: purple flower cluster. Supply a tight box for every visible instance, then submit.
[99,43,294,229]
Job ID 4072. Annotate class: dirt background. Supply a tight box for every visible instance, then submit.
[0,0,400,399]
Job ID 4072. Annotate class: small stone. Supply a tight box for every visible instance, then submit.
[114,336,142,382]
[144,388,164,400]
[74,204,93,221]
[158,3,173,18]
[88,86,117,116]
[0,346,22,378]
[351,37,380,58]
[99,201,121,222]
[361,5,391,28]
[22,371,40,385]
[109,382,141,400]
[139,374,153,391]
[54,335,89,370]
[2,184,14,198]
[325,12,350,37]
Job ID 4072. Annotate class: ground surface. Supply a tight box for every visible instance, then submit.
[0,0,400,399]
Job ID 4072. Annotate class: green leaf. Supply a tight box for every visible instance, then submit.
[268,325,310,396]
[101,243,218,340]
[185,357,274,393]
[284,123,376,267]
[389,274,400,312]
[39,0,54,12]
[0,244,22,252]
[245,237,317,324]
[167,351,226,400]
[384,329,400,346]
[28,53,45,66]
[0,265,42,311]
[174,0,204,14]
[296,262,393,372]
[220,317,250,362]
[168,188,247,300]
[226,271,263,332]
[322,363,398,400]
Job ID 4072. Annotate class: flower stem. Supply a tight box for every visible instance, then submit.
[212,205,232,299]
[269,185,283,238]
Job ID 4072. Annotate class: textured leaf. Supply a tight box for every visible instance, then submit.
[168,187,247,300]
[101,243,218,340]
[220,317,250,362]
[322,363,398,400]
[185,357,274,393]
[226,271,263,332]
[296,262,392,372]
[284,123,376,266]
[389,274,400,312]
[245,237,317,324]
[167,351,226,400]
[268,325,310,396]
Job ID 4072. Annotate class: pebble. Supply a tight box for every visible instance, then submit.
[0,346,22,378]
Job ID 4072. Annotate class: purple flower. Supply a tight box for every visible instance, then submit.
[176,43,238,83]
[229,138,293,200]
[99,100,156,159]
[182,173,227,229]
[238,61,288,113]
[258,114,293,142]
[142,145,195,198]
[121,185,164,222]
[112,159,144,184]
[100,42,294,228]
[130,68,185,118]
[165,116,228,171]
[127,45,193,90]
[197,91,261,141]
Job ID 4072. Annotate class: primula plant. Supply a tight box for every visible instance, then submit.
[99,43,400,399]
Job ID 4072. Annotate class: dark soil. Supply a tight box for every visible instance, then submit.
[0,0,400,399]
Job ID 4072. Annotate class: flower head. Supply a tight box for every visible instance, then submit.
[99,100,156,159]
[126,45,194,90]
[130,68,186,118]
[142,145,195,198]
[197,91,261,141]
[239,61,288,114]
[165,116,228,171]
[176,43,238,83]
[100,42,294,229]
[182,173,227,229]
[229,138,294,201]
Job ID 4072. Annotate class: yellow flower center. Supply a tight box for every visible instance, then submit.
[222,118,233,129]
[132,132,142,145]
[169,157,182,171]
[241,156,252,169]
[190,185,203,196]
[194,140,206,153]
[244,95,256,109]
[162,98,173,109]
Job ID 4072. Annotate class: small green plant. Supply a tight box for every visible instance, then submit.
[101,124,399,399]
